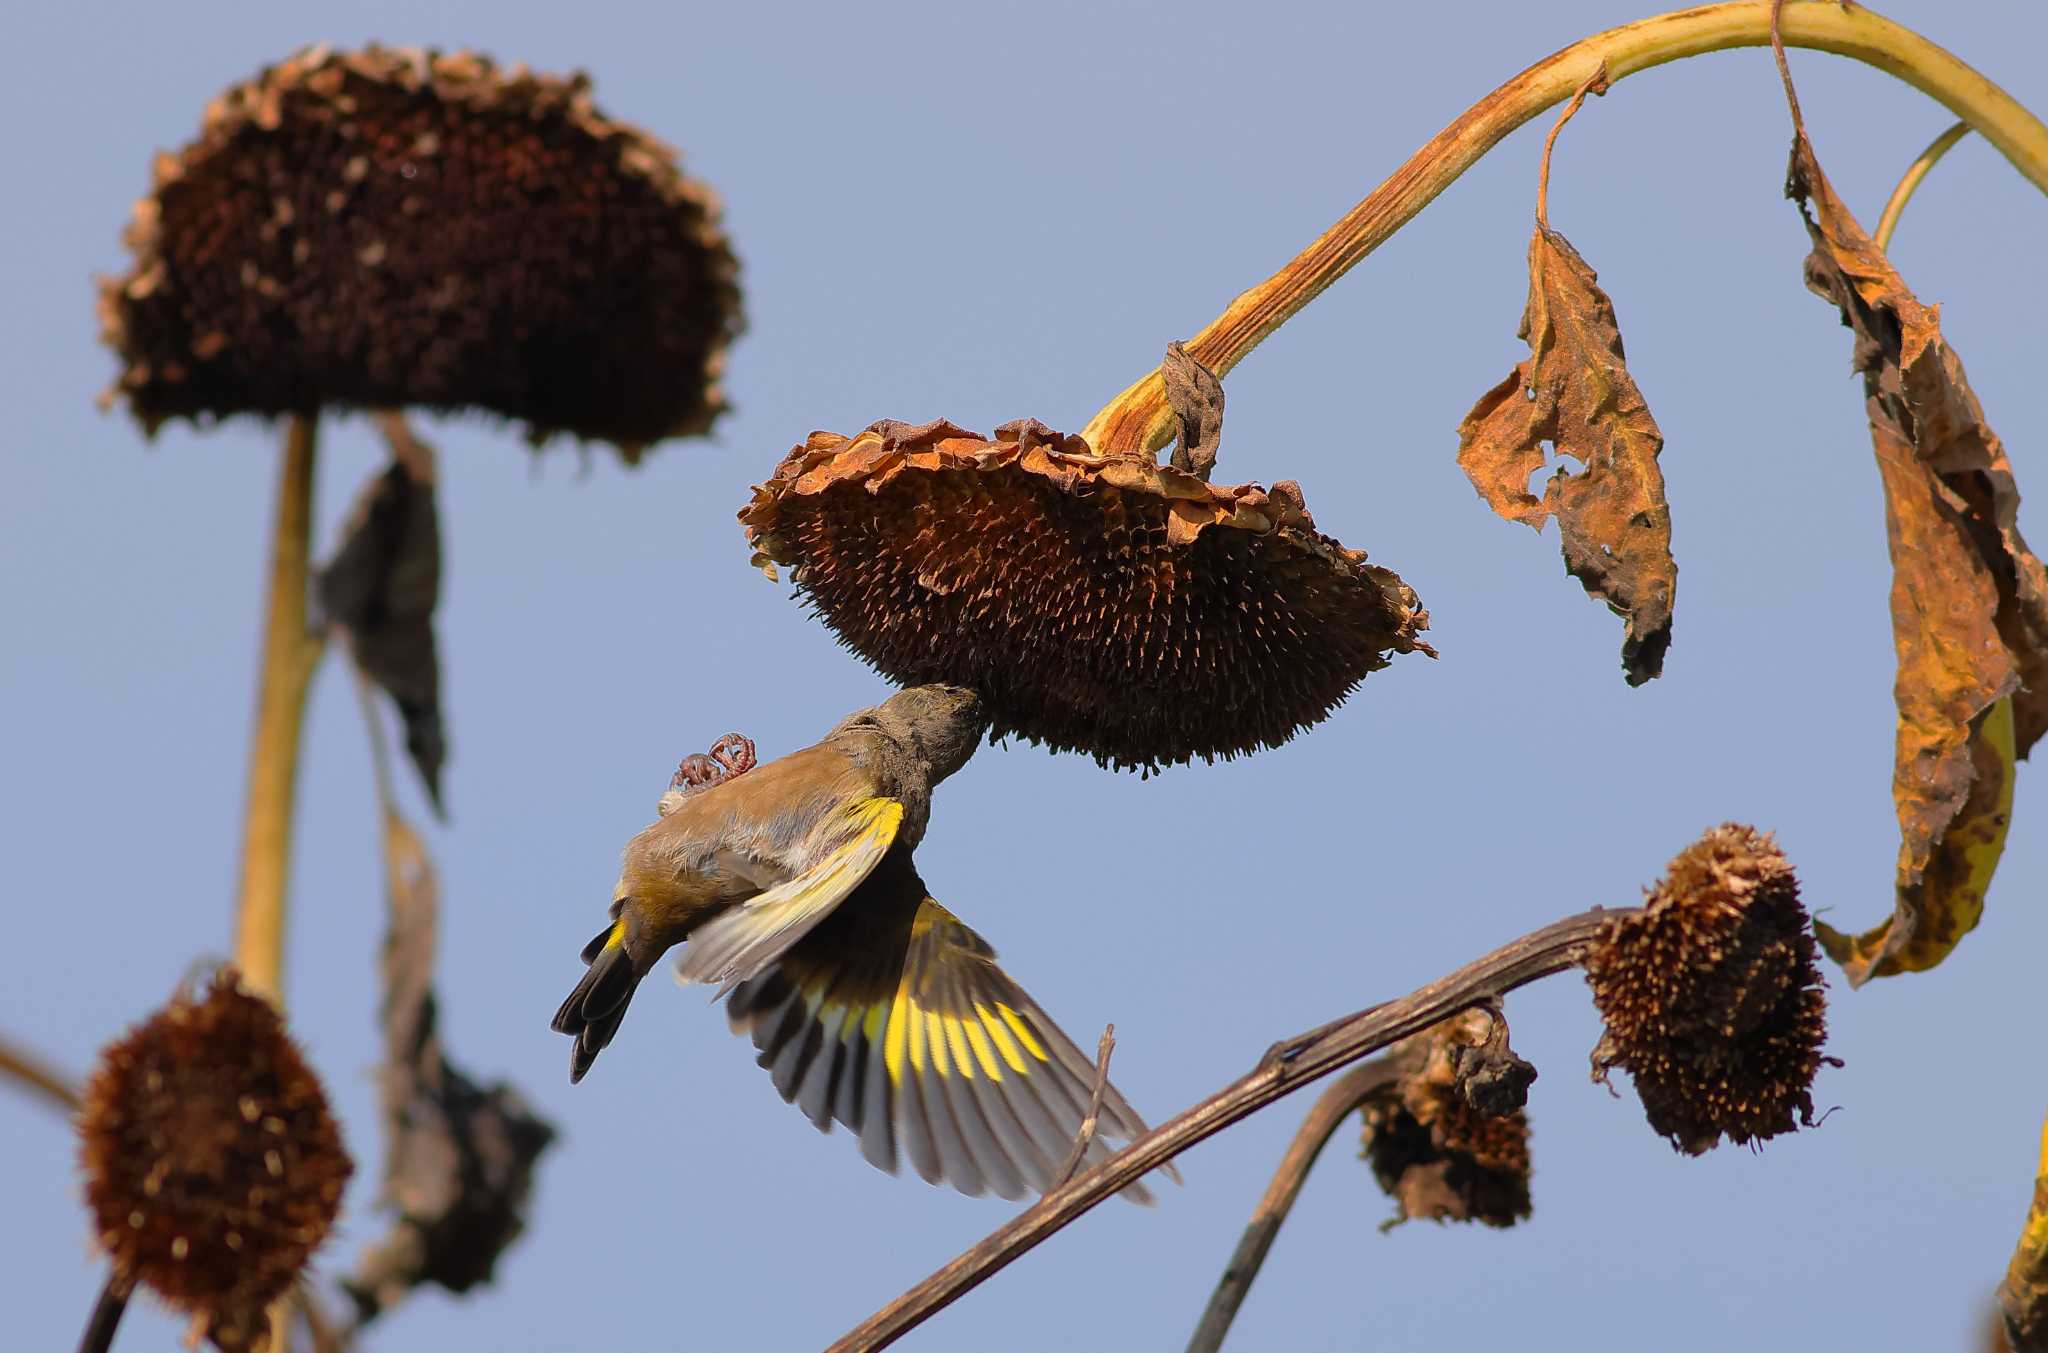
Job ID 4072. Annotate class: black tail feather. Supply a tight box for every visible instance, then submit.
[554,926,640,1083]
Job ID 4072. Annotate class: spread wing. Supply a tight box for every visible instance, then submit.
[725,860,1158,1202]
[671,795,902,993]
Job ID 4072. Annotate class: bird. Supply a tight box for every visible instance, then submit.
[551,683,1160,1200]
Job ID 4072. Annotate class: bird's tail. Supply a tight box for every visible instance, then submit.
[552,919,641,1083]
[721,891,1170,1203]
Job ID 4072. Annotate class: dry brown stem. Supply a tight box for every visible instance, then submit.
[1184,1055,1411,1353]
[1053,1026,1117,1189]
[0,1033,79,1112]
[828,910,1622,1351]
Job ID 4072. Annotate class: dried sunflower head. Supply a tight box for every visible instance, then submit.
[1359,1012,1532,1228]
[738,417,1432,771]
[1585,824,1833,1153]
[77,968,352,1339]
[98,45,742,459]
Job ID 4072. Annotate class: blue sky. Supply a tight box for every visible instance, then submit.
[5,1,2046,1348]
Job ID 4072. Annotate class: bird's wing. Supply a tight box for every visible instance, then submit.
[724,873,1159,1202]
[671,794,903,993]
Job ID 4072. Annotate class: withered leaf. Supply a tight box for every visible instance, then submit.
[1788,131,2047,984]
[1358,1012,1531,1230]
[319,433,445,814]
[1457,224,1676,684]
[342,812,556,1325]
[1162,340,1225,481]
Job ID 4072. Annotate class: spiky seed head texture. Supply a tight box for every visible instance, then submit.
[98,44,742,458]
[77,968,352,1334]
[739,417,1432,771]
[1585,824,1832,1154]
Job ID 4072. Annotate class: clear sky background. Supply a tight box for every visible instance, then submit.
[6,2,2047,1349]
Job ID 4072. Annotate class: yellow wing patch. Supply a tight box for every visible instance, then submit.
[975,1003,1032,1074]
[724,896,1162,1202]
[673,796,903,992]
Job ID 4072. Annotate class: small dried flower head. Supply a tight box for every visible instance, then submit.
[78,968,352,1334]
[1359,1012,1532,1229]
[1585,824,1833,1154]
[98,45,742,458]
[739,418,1433,771]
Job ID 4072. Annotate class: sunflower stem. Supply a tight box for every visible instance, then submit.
[0,1031,79,1112]
[1184,1054,1410,1353]
[76,1271,131,1353]
[231,414,326,1002]
[1873,120,1971,250]
[829,908,1624,1351]
[1079,0,2048,458]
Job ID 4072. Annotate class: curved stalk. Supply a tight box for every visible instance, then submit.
[231,413,325,1002]
[1081,0,2048,457]
[1184,1056,1407,1353]
[1874,120,1971,249]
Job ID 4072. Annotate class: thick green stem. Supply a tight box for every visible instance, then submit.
[1081,0,2048,457]
[231,414,325,1002]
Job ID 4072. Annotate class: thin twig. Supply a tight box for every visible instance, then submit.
[76,1271,131,1353]
[1873,121,1972,251]
[1535,64,1610,230]
[0,1033,79,1112]
[1053,1025,1116,1188]
[1078,2,2048,457]
[374,411,437,486]
[828,908,1625,1352]
[1185,1053,1412,1353]
[1769,0,1805,139]
[349,662,400,824]
[295,1285,348,1353]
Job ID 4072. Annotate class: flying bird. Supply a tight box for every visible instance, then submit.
[552,684,1159,1200]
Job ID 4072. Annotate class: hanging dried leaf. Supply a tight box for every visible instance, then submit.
[342,811,556,1325]
[1787,129,2048,984]
[1357,1011,1532,1229]
[1456,80,1675,685]
[319,426,445,813]
[1162,341,1225,481]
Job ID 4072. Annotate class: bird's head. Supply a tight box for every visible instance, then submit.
[852,683,988,785]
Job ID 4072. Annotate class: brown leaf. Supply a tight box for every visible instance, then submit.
[341,812,555,1325]
[318,427,445,813]
[1358,1012,1531,1230]
[1162,340,1225,481]
[1457,224,1676,684]
[1788,130,2047,983]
